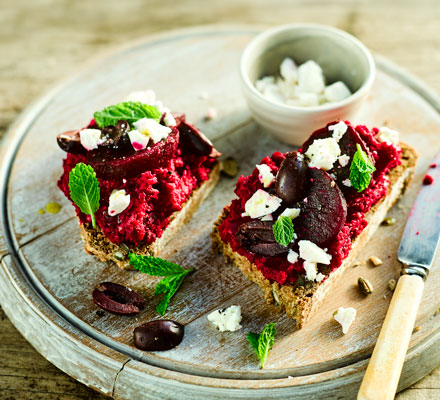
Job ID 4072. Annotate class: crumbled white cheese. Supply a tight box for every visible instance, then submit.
[255,59,352,108]
[256,164,275,188]
[316,273,325,283]
[128,129,150,151]
[378,126,400,146]
[163,112,176,127]
[80,128,103,151]
[342,178,352,187]
[280,57,298,83]
[324,81,351,103]
[297,92,319,107]
[281,207,301,219]
[260,213,273,221]
[304,261,318,281]
[133,118,172,144]
[298,240,332,265]
[305,138,341,170]
[207,305,242,332]
[244,189,282,219]
[328,121,348,142]
[126,90,156,104]
[108,189,131,216]
[338,154,351,167]
[334,307,357,334]
[297,60,325,94]
[287,249,299,264]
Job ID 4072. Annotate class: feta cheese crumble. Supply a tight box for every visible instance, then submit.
[80,128,103,151]
[133,118,172,144]
[256,164,275,187]
[128,129,149,151]
[244,189,282,219]
[298,240,332,265]
[255,58,352,107]
[108,189,131,216]
[281,207,301,219]
[342,178,352,187]
[287,249,299,264]
[377,126,400,146]
[333,307,357,334]
[207,305,242,332]
[338,154,351,167]
[328,121,348,142]
[304,137,341,170]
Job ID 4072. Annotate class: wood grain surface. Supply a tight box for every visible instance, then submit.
[1,0,440,399]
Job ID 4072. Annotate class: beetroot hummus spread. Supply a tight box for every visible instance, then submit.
[218,121,401,286]
[57,111,218,247]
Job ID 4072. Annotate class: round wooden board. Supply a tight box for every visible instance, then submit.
[1,26,440,400]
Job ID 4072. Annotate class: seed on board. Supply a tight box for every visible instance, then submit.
[221,157,239,178]
[388,279,397,291]
[352,261,362,268]
[358,277,374,295]
[369,256,383,266]
[413,325,421,333]
[382,217,396,226]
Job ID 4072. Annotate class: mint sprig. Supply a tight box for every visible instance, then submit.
[349,144,376,192]
[93,101,162,128]
[247,323,277,368]
[69,163,100,228]
[129,253,194,315]
[273,216,294,246]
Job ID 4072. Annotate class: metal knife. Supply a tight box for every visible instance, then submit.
[358,151,440,400]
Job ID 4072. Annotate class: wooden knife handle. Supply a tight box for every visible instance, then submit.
[358,274,424,400]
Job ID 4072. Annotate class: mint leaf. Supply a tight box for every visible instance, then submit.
[68,163,100,228]
[273,216,294,246]
[349,144,376,192]
[129,253,194,315]
[93,101,162,128]
[247,323,277,368]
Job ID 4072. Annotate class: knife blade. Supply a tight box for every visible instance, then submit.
[358,151,440,400]
[398,151,440,277]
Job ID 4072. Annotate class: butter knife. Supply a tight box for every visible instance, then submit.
[358,151,440,400]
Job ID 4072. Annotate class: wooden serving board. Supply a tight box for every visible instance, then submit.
[1,26,440,399]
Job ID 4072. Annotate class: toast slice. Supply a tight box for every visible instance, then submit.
[81,163,220,269]
[212,142,417,329]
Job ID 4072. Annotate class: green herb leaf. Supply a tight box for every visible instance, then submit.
[349,144,376,192]
[247,323,277,368]
[93,101,162,128]
[273,216,294,246]
[129,253,194,315]
[68,163,100,228]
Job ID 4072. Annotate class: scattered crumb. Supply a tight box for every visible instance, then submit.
[369,256,383,266]
[330,181,335,187]
[205,107,217,120]
[37,208,45,215]
[413,325,421,333]
[352,262,362,268]
[434,309,440,316]
[220,157,239,178]
[397,204,405,210]
[333,307,356,334]
[18,218,24,223]
[199,91,209,100]
[387,279,396,291]
[382,217,396,226]
[430,163,437,168]
[423,174,434,185]
[383,294,388,299]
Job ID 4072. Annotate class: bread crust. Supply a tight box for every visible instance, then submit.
[80,163,220,269]
[212,144,417,328]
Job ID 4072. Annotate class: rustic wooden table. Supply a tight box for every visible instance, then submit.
[1,0,439,399]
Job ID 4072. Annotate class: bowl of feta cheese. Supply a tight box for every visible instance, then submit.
[240,24,375,145]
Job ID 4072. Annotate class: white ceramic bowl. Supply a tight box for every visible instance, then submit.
[240,24,375,145]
